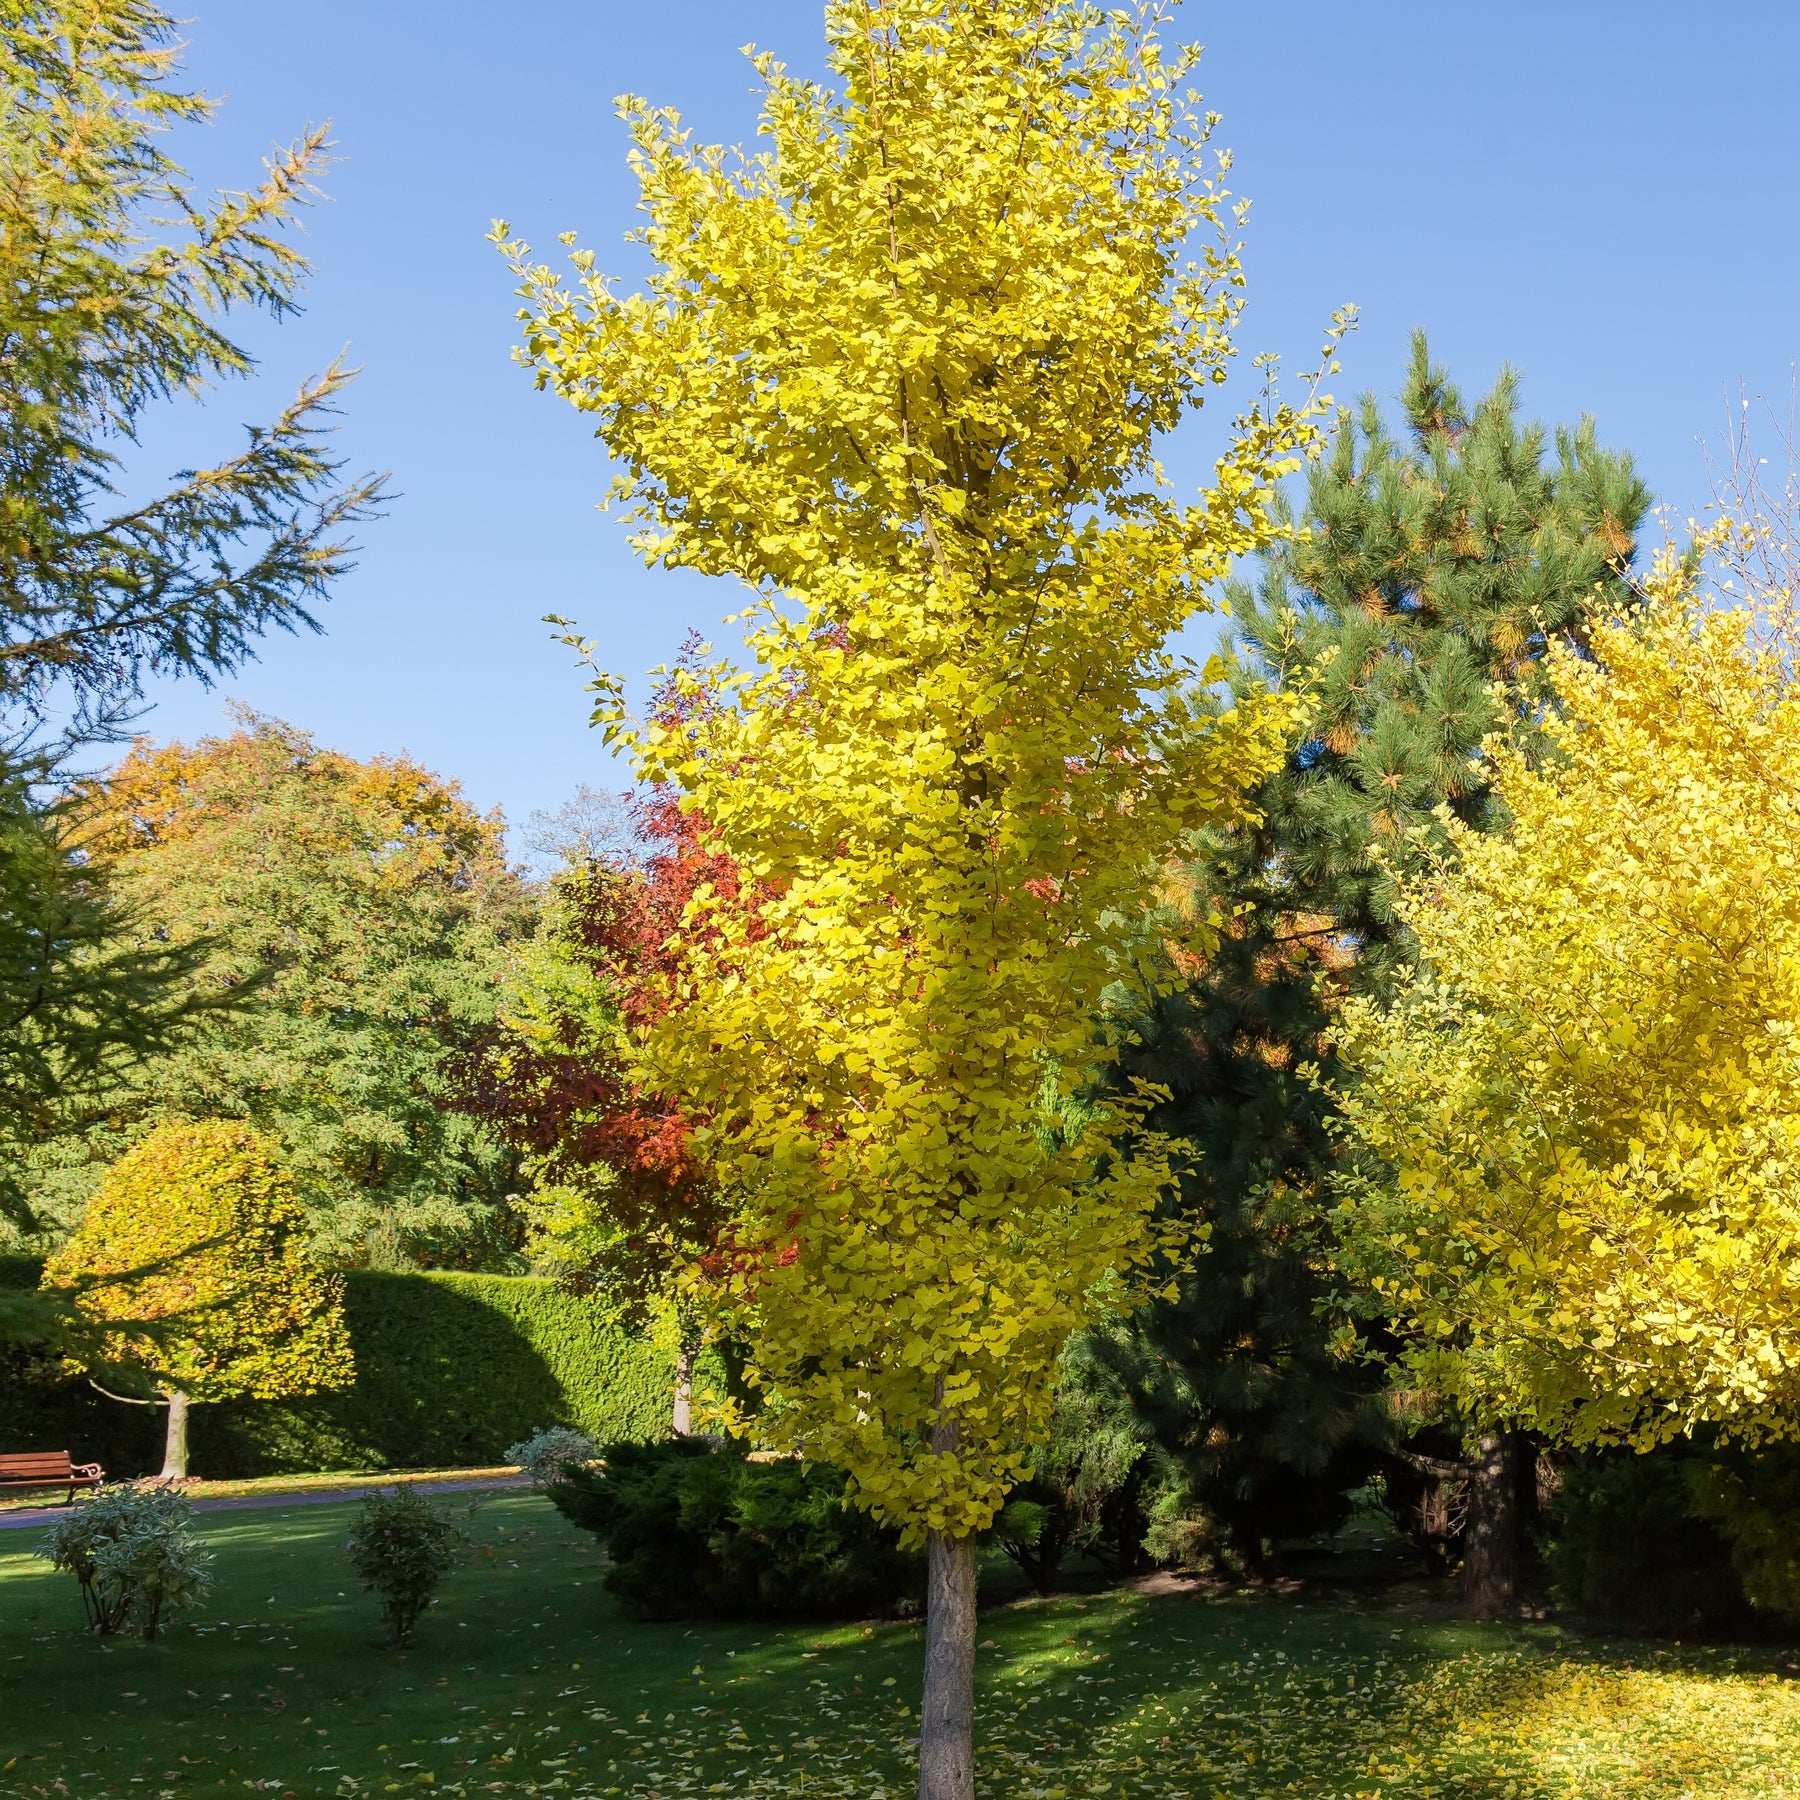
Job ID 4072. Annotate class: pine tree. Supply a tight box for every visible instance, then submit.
[0,1,382,737]
[0,775,211,1230]
[1095,335,1651,1588]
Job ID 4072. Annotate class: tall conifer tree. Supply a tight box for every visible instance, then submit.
[0,0,380,1246]
[1096,336,1650,1594]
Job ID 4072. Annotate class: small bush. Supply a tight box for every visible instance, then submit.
[345,1486,470,1646]
[1686,1443,1800,1622]
[39,1482,213,1639]
[1544,1446,1752,1637]
[1141,1484,1222,1573]
[506,1425,598,1489]
[992,1381,1149,1593]
[546,1439,919,1620]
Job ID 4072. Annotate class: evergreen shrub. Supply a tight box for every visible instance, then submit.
[546,1439,921,1620]
[506,1425,599,1488]
[1686,1444,1800,1623]
[991,1377,1151,1593]
[0,1260,674,1475]
[1544,1446,1752,1637]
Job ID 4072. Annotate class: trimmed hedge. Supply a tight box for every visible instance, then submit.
[0,1258,675,1478]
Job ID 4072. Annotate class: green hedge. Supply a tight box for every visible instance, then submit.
[0,1258,676,1479]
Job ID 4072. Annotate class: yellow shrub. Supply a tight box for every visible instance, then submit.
[46,1120,353,1402]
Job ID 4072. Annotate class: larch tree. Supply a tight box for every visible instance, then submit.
[1094,338,1648,1609]
[0,0,381,1243]
[44,1119,353,1478]
[1331,548,1800,1462]
[497,3,1330,1790]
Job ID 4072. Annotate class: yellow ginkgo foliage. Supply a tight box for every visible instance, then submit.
[1334,546,1800,1449]
[498,2,1328,1787]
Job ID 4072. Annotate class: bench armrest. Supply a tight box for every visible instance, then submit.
[71,1463,104,1481]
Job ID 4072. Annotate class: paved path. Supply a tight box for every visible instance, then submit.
[0,1472,533,1533]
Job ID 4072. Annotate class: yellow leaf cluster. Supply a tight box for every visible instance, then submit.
[45,1119,354,1402]
[87,716,509,893]
[500,0,1324,1537]
[1334,547,1800,1445]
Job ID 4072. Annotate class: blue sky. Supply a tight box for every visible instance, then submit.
[131,1,1800,834]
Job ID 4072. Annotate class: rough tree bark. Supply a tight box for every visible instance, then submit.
[1461,1431,1521,1617]
[917,1396,976,1800]
[158,1387,191,1481]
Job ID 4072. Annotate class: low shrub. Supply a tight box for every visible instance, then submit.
[39,1482,213,1639]
[546,1439,920,1620]
[506,1425,599,1490]
[345,1486,472,1647]
[1543,1445,1752,1637]
[1687,1443,1800,1623]
[1140,1481,1222,1573]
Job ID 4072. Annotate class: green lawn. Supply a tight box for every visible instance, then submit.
[3,1491,1799,1799]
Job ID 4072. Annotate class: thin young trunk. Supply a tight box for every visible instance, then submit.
[918,1526,977,1800]
[671,1338,696,1437]
[159,1388,191,1481]
[918,1392,976,1800]
[1461,1431,1520,1617]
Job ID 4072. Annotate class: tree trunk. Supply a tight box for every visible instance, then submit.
[1462,1431,1520,1617]
[918,1527,977,1800]
[671,1338,695,1438]
[159,1388,191,1481]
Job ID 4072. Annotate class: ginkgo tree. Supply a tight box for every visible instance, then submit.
[498,3,1331,1790]
[1332,542,1800,1454]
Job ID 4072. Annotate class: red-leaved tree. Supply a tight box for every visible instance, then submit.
[463,653,754,1427]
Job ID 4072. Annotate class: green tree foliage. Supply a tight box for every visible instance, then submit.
[22,718,533,1265]
[0,1,381,1245]
[1093,337,1651,1565]
[44,1119,354,1477]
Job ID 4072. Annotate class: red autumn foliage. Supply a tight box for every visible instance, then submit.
[460,638,749,1303]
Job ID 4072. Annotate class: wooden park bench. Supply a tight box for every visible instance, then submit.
[0,1451,104,1503]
